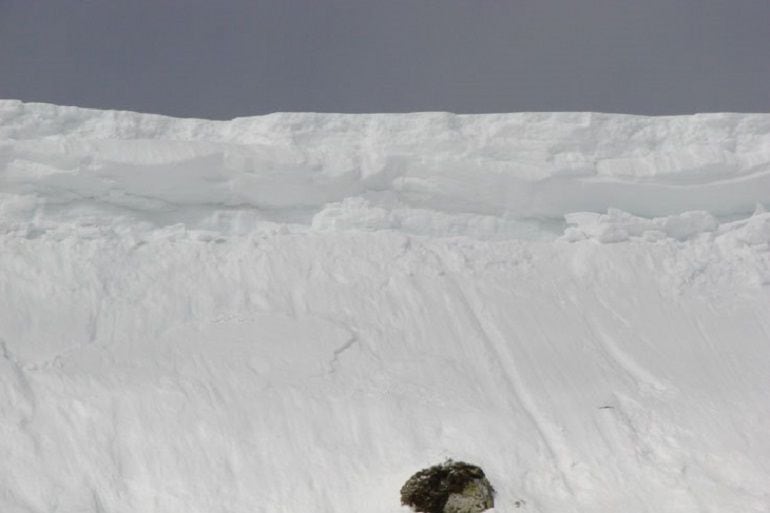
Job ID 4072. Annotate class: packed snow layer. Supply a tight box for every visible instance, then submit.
[1,101,770,513]
[2,100,770,234]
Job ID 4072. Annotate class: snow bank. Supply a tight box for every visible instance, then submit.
[1,102,769,513]
[2,100,770,234]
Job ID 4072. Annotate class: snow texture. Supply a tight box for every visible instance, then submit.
[1,100,769,512]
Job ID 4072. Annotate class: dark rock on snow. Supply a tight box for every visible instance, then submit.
[400,460,495,513]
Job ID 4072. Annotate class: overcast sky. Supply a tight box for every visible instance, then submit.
[1,0,768,118]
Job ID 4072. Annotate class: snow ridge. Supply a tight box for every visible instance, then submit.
[2,100,770,238]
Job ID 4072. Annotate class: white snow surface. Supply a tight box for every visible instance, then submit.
[1,100,770,513]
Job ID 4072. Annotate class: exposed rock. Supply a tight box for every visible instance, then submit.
[400,460,495,513]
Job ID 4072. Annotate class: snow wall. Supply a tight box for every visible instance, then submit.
[1,100,769,513]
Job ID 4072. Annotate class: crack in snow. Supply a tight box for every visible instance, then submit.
[327,333,359,375]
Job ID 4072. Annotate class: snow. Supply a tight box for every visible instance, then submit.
[1,100,769,513]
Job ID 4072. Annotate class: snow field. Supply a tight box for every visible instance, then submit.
[1,101,769,512]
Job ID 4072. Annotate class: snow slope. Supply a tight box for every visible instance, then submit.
[1,101,769,513]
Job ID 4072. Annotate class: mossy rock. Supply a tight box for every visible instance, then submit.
[400,460,495,513]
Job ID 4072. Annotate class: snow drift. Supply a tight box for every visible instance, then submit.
[1,101,769,513]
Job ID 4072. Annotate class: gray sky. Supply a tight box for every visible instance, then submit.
[1,0,768,118]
